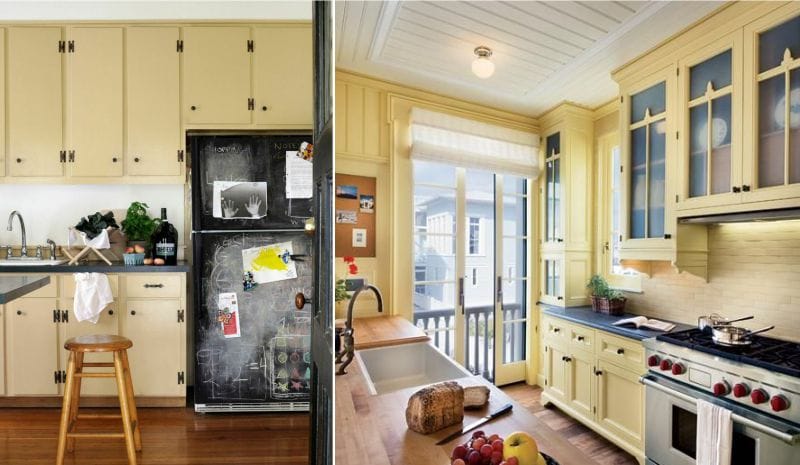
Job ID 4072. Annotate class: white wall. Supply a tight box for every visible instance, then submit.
[0,1,311,21]
[0,184,185,249]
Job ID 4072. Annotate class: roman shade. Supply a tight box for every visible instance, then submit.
[409,107,540,178]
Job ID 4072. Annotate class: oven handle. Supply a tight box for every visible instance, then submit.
[640,375,800,445]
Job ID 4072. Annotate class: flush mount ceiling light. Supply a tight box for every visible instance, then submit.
[471,46,495,79]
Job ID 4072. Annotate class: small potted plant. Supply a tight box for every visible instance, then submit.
[587,275,626,315]
[121,202,160,264]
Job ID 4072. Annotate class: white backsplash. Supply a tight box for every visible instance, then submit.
[0,184,185,249]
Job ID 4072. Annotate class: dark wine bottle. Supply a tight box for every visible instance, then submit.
[151,208,178,265]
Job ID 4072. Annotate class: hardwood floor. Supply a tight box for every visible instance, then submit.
[502,383,638,465]
[0,407,309,465]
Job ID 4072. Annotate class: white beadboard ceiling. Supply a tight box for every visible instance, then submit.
[336,1,724,116]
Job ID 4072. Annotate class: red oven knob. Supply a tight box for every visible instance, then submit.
[770,395,790,412]
[659,359,672,371]
[732,383,750,398]
[751,388,768,404]
[671,363,685,375]
[712,382,729,397]
[647,355,660,367]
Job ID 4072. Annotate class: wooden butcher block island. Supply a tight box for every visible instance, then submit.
[337,317,594,465]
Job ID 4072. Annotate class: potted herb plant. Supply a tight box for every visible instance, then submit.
[586,275,626,315]
[121,202,160,255]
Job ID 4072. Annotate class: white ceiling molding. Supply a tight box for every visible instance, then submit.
[336,1,724,116]
[0,1,311,21]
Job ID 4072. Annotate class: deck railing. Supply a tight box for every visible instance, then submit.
[413,304,524,382]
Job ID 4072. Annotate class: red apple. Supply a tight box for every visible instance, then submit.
[134,244,146,254]
[125,246,134,253]
[143,258,153,265]
[154,258,165,265]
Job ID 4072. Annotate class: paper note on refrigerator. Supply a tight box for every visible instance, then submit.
[212,181,268,219]
[217,292,241,338]
[286,151,313,199]
[242,241,297,284]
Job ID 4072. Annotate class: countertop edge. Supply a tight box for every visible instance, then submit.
[0,262,191,273]
[0,275,51,304]
[539,303,694,341]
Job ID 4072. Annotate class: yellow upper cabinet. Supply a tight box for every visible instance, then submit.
[66,27,124,177]
[743,3,800,204]
[7,27,65,178]
[0,29,5,178]
[182,26,252,125]
[253,25,312,127]
[334,79,386,161]
[126,26,182,176]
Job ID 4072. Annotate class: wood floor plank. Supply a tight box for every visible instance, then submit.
[0,407,309,465]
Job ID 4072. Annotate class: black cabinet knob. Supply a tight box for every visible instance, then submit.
[108,310,114,315]
[742,185,751,192]
[112,157,118,163]
[16,158,21,163]
[664,234,672,239]
[557,296,564,301]
[595,370,603,376]
[130,310,136,315]
[16,310,22,315]
[577,336,585,342]
[732,186,741,193]
[261,106,268,111]
[134,157,140,163]
[617,348,625,355]
[190,105,197,111]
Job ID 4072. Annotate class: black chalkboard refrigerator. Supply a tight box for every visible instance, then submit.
[190,134,314,412]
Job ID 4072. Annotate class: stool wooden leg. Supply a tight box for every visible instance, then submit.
[56,352,77,465]
[113,351,137,465]
[66,352,84,452]
[120,349,141,451]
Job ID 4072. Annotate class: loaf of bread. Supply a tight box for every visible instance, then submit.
[463,385,490,408]
[405,381,464,434]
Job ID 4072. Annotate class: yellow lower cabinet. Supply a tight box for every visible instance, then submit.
[596,359,645,450]
[5,298,59,395]
[122,299,184,397]
[58,300,120,396]
[0,305,5,395]
[566,348,595,423]
[543,343,569,403]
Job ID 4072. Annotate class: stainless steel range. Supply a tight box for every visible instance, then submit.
[641,328,800,465]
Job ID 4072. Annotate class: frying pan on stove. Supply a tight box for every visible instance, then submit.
[711,324,775,346]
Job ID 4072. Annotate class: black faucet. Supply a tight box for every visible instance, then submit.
[336,284,383,375]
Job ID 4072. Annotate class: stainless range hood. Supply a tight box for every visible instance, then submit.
[678,207,800,224]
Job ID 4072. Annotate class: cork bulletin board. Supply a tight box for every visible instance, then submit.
[335,174,376,257]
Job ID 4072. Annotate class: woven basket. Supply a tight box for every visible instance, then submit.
[591,295,626,315]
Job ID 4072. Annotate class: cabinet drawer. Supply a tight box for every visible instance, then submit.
[59,274,119,298]
[596,331,644,371]
[568,324,595,352]
[125,275,182,298]
[541,315,570,345]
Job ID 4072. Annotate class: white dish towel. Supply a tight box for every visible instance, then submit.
[696,398,732,465]
[73,273,113,324]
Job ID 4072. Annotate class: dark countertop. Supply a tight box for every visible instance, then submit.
[539,303,694,341]
[0,275,51,304]
[0,261,191,273]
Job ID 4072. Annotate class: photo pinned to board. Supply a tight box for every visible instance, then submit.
[242,241,297,284]
[212,181,267,219]
[242,271,257,291]
[335,210,357,224]
[353,228,367,248]
[217,292,241,338]
[359,194,374,213]
[336,184,358,199]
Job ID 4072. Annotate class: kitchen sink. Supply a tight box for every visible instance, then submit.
[0,258,69,266]
[355,342,473,395]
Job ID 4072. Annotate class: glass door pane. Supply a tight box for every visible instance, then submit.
[689,104,708,197]
[500,175,527,366]
[710,94,732,194]
[544,132,561,243]
[648,121,666,238]
[630,126,647,239]
[791,69,800,184]
[758,74,786,187]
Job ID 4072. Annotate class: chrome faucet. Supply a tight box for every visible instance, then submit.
[7,211,27,258]
[336,284,383,375]
[47,239,57,260]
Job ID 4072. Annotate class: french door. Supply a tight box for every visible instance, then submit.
[412,160,530,384]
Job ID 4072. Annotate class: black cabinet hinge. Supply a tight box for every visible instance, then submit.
[247,39,254,53]
[58,40,66,53]
[68,40,74,53]
[59,150,66,163]
[177,150,184,163]
[676,194,679,203]
[177,309,185,323]
[53,309,60,323]
[620,95,623,103]
[544,379,548,386]
[177,39,184,53]
[593,406,597,414]
[55,370,61,384]
[676,131,679,140]
[62,309,69,323]
[178,371,185,385]
[676,67,680,76]
[62,370,66,382]
[247,98,255,111]
[664,233,672,239]
[68,150,75,163]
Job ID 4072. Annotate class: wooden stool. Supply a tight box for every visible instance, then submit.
[56,335,141,465]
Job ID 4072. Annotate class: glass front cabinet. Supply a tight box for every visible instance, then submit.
[618,67,677,260]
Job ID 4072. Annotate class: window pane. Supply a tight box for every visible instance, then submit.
[791,69,800,184]
[546,132,560,158]
[758,14,800,73]
[504,174,527,195]
[630,81,666,123]
[503,195,527,237]
[630,126,647,239]
[414,235,456,280]
[610,146,624,275]
[502,287,527,364]
[502,238,527,280]
[689,104,708,198]
[413,160,456,186]
[413,283,455,313]
[759,74,786,188]
[710,94,732,194]
[690,50,732,100]
[545,159,561,241]
[648,121,666,238]
[414,185,456,233]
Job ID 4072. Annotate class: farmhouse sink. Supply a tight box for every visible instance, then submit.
[0,258,69,266]
[355,342,473,395]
